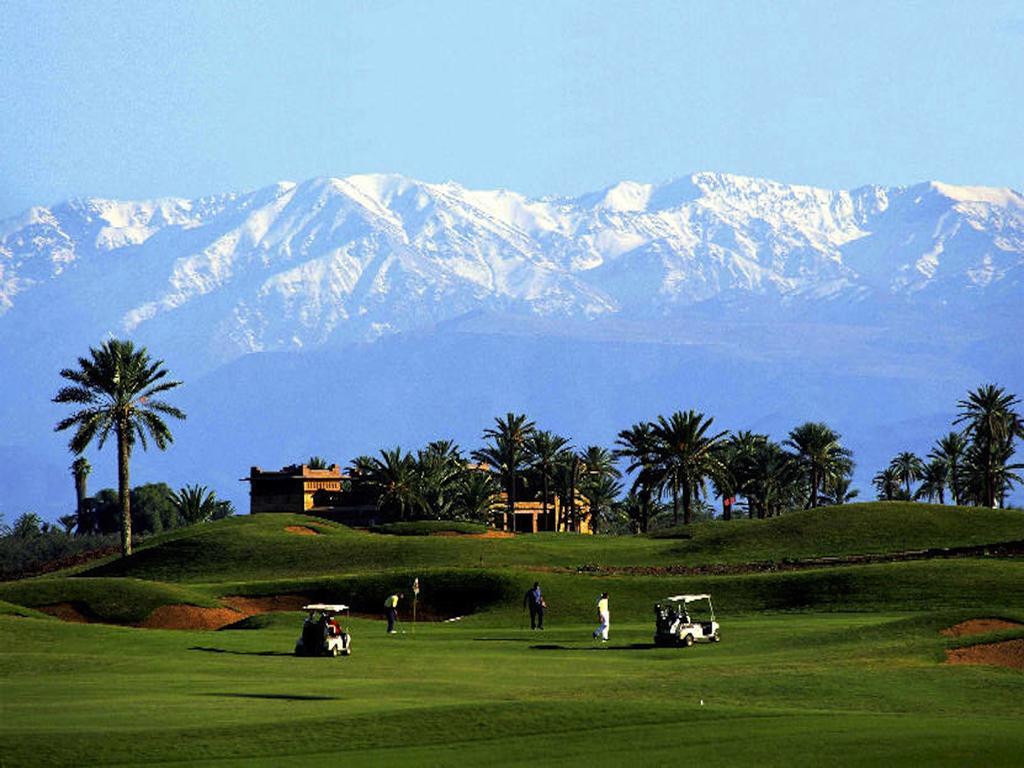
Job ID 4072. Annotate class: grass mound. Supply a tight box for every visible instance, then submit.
[0,577,218,624]
[71,503,1024,584]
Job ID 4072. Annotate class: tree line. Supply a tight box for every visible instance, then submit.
[49,339,1021,560]
[338,411,859,534]
[874,385,1023,508]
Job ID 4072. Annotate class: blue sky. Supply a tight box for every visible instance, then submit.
[1,0,1022,217]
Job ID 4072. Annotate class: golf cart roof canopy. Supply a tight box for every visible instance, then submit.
[665,594,711,603]
[302,603,349,612]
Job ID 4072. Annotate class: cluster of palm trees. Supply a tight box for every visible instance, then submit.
[874,385,1023,508]
[615,415,855,531]
[347,416,625,532]
[347,411,856,533]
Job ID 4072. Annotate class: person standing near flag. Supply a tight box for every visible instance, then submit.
[384,592,403,634]
[592,592,609,642]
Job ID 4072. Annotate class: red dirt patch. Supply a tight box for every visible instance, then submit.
[221,594,308,614]
[941,619,1024,638]
[137,604,244,630]
[284,525,320,535]
[432,530,514,539]
[38,603,91,623]
[946,639,1024,671]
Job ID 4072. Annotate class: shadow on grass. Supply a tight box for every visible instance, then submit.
[189,646,293,657]
[201,693,340,701]
[530,643,659,652]
[472,637,542,643]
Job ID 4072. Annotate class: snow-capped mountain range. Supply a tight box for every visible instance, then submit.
[2,172,1022,519]
[3,172,1022,370]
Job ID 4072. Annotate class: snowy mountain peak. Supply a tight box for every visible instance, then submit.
[1,172,1021,368]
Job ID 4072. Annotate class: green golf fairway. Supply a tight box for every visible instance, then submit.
[2,503,1023,765]
[2,612,1022,767]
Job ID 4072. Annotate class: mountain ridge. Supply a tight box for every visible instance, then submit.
[3,171,1021,374]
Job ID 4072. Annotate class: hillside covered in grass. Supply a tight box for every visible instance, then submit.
[1,502,1022,625]
[77,502,1024,582]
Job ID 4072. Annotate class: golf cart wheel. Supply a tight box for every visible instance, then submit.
[712,630,721,642]
[331,646,340,657]
[342,647,352,656]
[683,634,694,647]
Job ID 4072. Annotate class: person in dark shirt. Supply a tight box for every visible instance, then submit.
[523,581,545,630]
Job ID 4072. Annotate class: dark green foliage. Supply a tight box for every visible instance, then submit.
[876,384,1022,508]
[784,422,853,509]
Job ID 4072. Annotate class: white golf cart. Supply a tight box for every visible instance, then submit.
[295,603,352,657]
[654,594,720,647]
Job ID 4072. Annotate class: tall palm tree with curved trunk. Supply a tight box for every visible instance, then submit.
[650,411,729,525]
[53,339,185,557]
[784,422,852,509]
[527,430,570,531]
[472,412,535,533]
[929,432,966,506]
[889,451,925,498]
[954,384,1023,508]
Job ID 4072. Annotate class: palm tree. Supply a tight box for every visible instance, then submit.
[579,473,623,534]
[70,457,92,522]
[783,422,853,509]
[915,458,948,504]
[820,473,860,506]
[527,431,571,531]
[889,452,925,498]
[650,411,730,525]
[53,339,185,556]
[745,440,802,518]
[954,384,1023,508]
[455,471,503,523]
[57,514,78,535]
[552,448,583,532]
[472,413,536,533]
[714,431,765,519]
[364,447,425,521]
[416,441,465,519]
[929,432,966,506]
[307,455,329,469]
[873,467,902,501]
[169,484,219,525]
[615,422,658,532]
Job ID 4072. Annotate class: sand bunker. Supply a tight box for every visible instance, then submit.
[139,594,312,630]
[284,525,320,535]
[945,639,1024,671]
[221,594,308,614]
[941,619,1023,638]
[39,603,92,623]
[137,604,245,630]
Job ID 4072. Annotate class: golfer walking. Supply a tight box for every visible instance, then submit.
[384,592,403,634]
[592,592,609,642]
[523,581,545,630]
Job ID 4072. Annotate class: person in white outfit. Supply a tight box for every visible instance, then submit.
[592,592,609,642]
